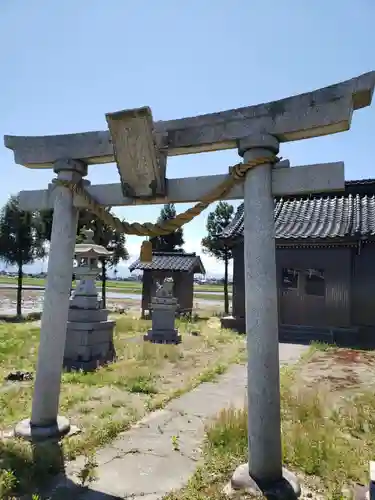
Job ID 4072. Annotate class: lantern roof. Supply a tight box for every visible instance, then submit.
[74,229,113,258]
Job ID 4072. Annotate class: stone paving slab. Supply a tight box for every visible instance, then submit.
[51,343,307,500]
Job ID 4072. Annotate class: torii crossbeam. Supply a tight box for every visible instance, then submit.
[5,71,375,498]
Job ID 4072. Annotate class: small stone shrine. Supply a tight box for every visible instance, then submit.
[128,251,206,318]
[64,229,116,371]
[144,278,181,344]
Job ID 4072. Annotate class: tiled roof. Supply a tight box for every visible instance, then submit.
[129,252,206,274]
[221,180,375,241]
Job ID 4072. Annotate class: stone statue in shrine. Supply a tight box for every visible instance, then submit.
[155,277,174,298]
[144,277,181,344]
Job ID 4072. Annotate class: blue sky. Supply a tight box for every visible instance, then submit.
[1,0,374,276]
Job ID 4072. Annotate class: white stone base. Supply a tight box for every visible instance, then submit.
[224,463,301,499]
[15,416,71,442]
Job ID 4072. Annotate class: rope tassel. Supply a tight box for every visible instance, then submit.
[140,240,153,263]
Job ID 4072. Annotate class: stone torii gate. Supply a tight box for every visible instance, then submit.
[5,72,375,497]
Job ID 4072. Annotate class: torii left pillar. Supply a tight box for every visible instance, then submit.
[15,159,87,440]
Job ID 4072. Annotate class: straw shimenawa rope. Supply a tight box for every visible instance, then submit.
[54,155,277,260]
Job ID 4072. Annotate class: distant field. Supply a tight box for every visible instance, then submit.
[0,275,232,296]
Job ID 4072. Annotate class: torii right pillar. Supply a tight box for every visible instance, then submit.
[228,134,300,498]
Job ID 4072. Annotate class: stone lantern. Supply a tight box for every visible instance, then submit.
[63,229,116,371]
[72,228,112,305]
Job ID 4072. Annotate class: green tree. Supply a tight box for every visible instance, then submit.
[201,201,234,314]
[36,209,86,242]
[150,203,184,252]
[0,196,46,316]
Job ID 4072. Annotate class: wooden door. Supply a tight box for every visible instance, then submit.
[280,268,303,325]
[299,269,326,327]
[280,268,326,327]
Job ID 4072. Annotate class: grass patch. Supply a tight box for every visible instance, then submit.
[166,358,375,500]
[196,363,228,383]
[0,315,244,497]
[308,340,333,352]
[193,293,231,302]
[125,373,158,394]
[298,341,334,364]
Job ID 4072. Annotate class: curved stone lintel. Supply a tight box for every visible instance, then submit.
[4,72,375,168]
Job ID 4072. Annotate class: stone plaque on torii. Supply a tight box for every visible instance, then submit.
[4,71,375,497]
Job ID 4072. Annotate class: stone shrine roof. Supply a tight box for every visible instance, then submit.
[220,179,375,243]
[74,228,112,257]
[129,252,206,274]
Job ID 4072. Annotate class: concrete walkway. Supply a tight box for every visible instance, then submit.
[51,343,307,500]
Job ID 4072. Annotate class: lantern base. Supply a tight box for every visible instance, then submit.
[144,329,181,344]
[64,303,116,372]
[68,307,109,323]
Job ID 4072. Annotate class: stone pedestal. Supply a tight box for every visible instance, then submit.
[64,290,116,371]
[220,315,246,333]
[144,279,181,344]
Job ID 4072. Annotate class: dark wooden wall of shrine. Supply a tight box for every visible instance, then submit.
[231,241,375,336]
